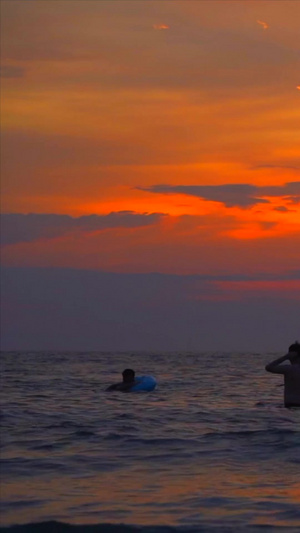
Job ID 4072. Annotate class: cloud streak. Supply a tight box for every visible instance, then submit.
[0,65,26,78]
[1,212,165,246]
[252,164,300,171]
[138,182,300,208]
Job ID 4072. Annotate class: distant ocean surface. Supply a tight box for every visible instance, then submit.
[1,351,300,533]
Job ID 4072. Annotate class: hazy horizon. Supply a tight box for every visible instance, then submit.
[1,266,298,353]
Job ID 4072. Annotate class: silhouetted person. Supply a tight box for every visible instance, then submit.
[106,368,137,392]
[265,342,300,407]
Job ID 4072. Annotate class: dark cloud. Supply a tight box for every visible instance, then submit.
[260,182,300,196]
[252,164,300,171]
[138,182,300,208]
[286,195,300,205]
[273,206,290,213]
[1,212,165,246]
[260,221,277,231]
[0,65,26,78]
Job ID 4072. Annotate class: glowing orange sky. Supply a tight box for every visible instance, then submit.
[1,0,300,276]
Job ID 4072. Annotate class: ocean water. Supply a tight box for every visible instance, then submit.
[1,351,300,533]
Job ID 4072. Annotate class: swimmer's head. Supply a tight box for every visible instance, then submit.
[288,342,300,364]
[122,368,135,382]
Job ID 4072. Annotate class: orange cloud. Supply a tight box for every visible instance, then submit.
[257,20,269,30]
[153,24,169,30]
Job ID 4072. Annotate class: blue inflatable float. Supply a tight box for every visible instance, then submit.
[130,375,157,392]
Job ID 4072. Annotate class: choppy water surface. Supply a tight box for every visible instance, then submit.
[1,351,300,533]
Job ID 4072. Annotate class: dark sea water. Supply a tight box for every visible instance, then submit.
[1,351,300,533]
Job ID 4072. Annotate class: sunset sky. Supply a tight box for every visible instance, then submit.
[1,1,299,351]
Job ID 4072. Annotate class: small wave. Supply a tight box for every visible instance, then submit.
[103,432,126,441]
[29,444,56,452]
[73,430,96,438]
[44,421,85,430]
[203,427,299,439]
[125,437,196,446]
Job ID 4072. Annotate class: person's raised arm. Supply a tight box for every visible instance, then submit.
[265,353,290,374]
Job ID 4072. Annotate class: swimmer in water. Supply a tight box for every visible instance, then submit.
[265,342,300,408]
[106,368,136,392]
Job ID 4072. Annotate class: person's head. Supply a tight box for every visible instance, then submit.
[288,341,300,364]
[122,368,135,382]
